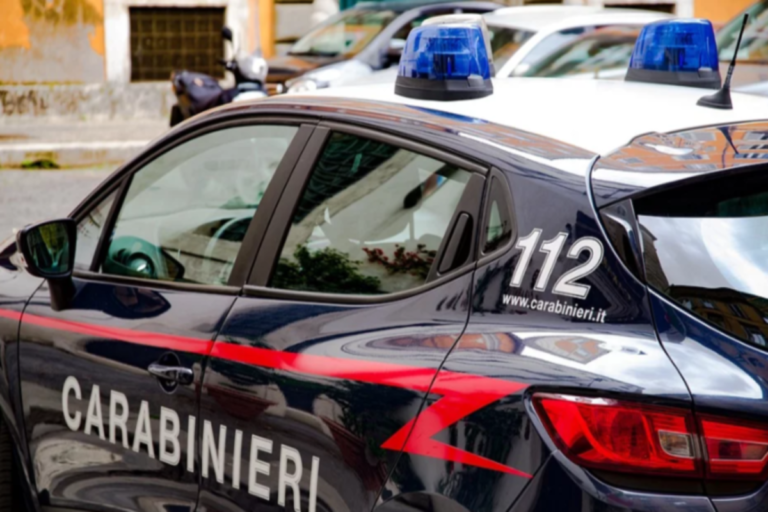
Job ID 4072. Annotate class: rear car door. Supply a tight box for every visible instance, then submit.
[195,124,486,512]
[17,119,312,512]
[628,167,768,504]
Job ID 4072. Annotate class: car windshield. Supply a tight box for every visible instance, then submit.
[487,25,536,70]
[521,26,641,78]
[290,9,397,57]
[510,25,614,76]
[718,1,768,62]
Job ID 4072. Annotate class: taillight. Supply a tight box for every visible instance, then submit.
[533,393,768,482]
[533,393,701,477]
[700,415,768,478]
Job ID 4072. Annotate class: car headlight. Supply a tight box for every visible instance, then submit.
[287,79,319,94]
[286,64,351,94]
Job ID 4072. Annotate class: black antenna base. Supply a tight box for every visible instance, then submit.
[697,86,733,110]
[698,13,748,110]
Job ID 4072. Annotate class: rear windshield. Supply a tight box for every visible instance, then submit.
[521,26,640,78]
[718,0,768,62]
[290,9,397,57]
[635,171,768,349]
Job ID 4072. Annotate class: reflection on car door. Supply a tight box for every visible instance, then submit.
[16,121,311,512]
[195,126,486,512]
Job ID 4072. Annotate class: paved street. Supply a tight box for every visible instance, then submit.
[0,168,111,241]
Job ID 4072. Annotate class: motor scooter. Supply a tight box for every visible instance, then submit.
[170,27,268,126]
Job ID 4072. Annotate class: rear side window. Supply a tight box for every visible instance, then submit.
[635,172,768,349]
[270,132,472,295]
[483,176,513,254]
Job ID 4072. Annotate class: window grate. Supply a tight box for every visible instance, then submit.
[129,7,225,82]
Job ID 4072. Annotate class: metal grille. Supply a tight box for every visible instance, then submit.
[129,7,225,82]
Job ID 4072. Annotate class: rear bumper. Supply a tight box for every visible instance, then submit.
[513,453,768,512]
[511,454,714,512]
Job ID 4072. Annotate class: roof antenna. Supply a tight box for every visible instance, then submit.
[698,13,749,110]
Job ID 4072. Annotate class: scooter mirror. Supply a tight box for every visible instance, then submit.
[222,26,233,42]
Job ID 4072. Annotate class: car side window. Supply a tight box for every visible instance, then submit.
[75,190,116,271]
[100,125,298,286]
[635,172,768,350]
[483,176,512,254]
[270,131,472,296]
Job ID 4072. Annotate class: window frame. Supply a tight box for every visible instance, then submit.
[244,120,489,304]
[68,116,316,293]
[478,167,516,265]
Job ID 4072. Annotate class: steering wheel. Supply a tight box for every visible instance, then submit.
[104,236,185,281]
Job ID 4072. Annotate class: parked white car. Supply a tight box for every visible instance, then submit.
[343,5,671,88]
[492,7,671,78]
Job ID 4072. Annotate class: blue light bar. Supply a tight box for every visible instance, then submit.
[395,23,493,101]
[626,19,721,89]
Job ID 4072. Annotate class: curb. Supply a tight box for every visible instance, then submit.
[0,141,149,168]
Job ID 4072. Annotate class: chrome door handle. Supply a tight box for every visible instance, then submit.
[148,363,194,386]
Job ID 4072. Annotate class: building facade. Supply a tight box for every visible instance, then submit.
[0,0,758,84]
[0,0,258,83]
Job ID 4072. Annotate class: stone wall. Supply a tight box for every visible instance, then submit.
[0,82,174,121]
[0,0,106,83]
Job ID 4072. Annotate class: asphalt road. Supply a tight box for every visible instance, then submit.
[0,168,111,242]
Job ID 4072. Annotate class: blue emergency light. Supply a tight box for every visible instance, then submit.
[395,23,493,101]
[626,19,721,89]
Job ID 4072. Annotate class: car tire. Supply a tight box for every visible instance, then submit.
[170,104,183,127]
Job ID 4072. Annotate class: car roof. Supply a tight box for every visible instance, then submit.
[305,78,768,156]
[482,5,603,31]
[482,5,667,32]
[511,9,671,32]
[352,0,500,13]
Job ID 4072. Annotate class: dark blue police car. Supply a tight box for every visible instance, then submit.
[3,16,768,512]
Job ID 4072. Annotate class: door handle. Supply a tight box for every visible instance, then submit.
[148,363,194,386]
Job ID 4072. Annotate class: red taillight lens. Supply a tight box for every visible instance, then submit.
[533,393,768,482]
[533,393,701,477]
[700,415,768,478]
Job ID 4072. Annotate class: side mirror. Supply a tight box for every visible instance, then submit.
[17,219,77,311]
[16,219,76,279]
[222,26,234,42]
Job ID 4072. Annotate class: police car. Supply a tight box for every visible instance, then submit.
[3,16,768,512]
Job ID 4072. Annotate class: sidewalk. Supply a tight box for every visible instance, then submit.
[0,119,169,168]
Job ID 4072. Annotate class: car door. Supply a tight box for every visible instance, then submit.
[17,119,313,512]
[194,124,486,512]
[628,168,768,506]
